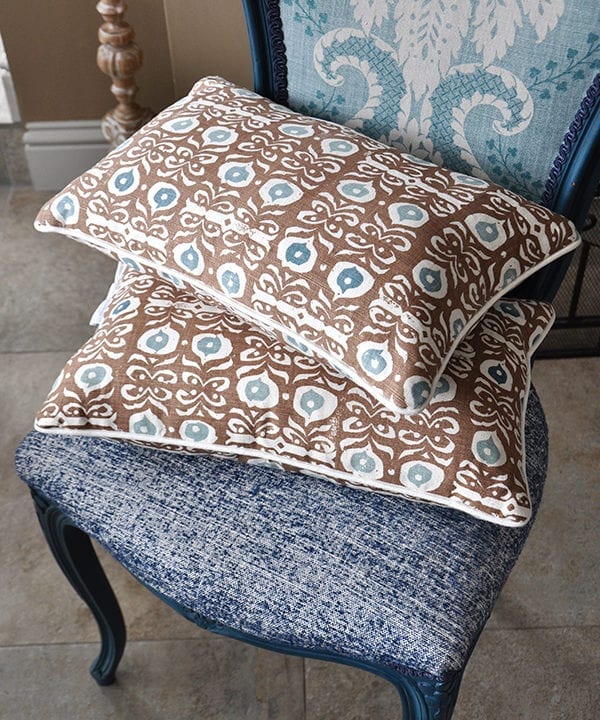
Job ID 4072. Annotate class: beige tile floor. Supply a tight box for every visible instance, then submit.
[1,185,599,719]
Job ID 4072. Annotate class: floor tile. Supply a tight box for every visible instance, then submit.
[304,627,600,720]
[0,187,116,353]
[0,125,30,186]
[0,638,305,720]
[304,660,400,719]
[453,626,600,720]
[487,358,600,630]
[1,352,211,646]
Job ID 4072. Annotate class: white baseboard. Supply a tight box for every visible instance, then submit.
[24,120,109,190]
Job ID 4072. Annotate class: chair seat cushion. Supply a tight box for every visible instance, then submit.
[15,387,548,681]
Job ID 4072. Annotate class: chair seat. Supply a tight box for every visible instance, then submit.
[15,387,548,682]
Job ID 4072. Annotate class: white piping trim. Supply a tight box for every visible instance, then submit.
[34,218,579,418]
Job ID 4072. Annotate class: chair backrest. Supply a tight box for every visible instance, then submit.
[243,1,599,222]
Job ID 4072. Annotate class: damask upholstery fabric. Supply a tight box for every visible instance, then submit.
[15,390,548,678]
[279,0,600,201]
[36,266,554,526]
[35,76,578,416]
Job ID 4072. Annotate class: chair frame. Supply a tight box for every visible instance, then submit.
[26,2,600,717]
[32,487,464,718]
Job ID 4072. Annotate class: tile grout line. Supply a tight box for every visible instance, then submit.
[302,657,307,720]
[2,623,599,652]
[0,636,226,650]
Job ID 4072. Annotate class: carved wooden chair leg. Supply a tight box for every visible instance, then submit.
[31,490,126,686]
[394,672,463,720]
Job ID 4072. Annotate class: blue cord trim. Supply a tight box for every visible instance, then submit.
[542,73,600,207]
[262,0,288,104]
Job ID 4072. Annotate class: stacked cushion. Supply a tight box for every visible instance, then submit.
[35,76,578,415]
[33,76,577,524]
[37,265,553,525]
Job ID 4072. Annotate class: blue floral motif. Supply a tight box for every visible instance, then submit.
[400,461,444,491]
[337,180,375,202]
[129,411,165,437]
[431,375,456,403]
[238,373,279,409]
[202,126,238,145]
[405,463,432,488]
[413,261,447,298]
[280,123,314,137]
[278,236,318,272]
[472,431,506,467]
[245,378,270,402]
[299,389,324,416]
[192,333,232,362]
[217,264,246,297]
[498,301,522,319]
[148,183,179,212]
[389,203,429,228]
[111,299,131,316]
[359,348,388,376]
[284,334,310,354]
[222,270,240,293]
[336,266,364,293]
[196,335,222,357]
[108,167,140,196]
[294,385,338,423]
[501,260,521,288]
[286,242,311,265]
[528,33,600,100]
[465,214,507,250]
[260,179,303,206]
[328,262,374,297]
[55,195,77,222]
[219,161,255,187]
[74,364,112,395]
[146,330,169,352]
[137,326,179,355]
[321,138,358,155]
[350,450,377,474]
[298,89,346,121]
[163,116,199,133]
[173,242,204,276]
[181,421,212,442]
[404,377,431,411]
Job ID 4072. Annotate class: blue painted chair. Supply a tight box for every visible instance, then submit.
[15,2,599,717]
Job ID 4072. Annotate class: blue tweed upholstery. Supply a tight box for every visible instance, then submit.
[15,387,548,680]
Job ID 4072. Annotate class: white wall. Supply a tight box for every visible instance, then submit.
[0,32,20,124]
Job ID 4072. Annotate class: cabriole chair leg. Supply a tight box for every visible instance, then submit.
[31,490,126,686]
[394,671,463,720]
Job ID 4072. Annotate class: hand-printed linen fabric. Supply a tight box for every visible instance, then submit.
[279,0,600,201]
[35,267,555,526]
[35,76,578,416]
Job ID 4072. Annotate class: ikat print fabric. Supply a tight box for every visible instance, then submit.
[35,266,555,526]
[35,76,579,416]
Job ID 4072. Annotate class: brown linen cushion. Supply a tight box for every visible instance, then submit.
[35,266,555,526]
[34,75,576,416]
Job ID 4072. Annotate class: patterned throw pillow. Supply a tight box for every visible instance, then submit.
[36,267,555,526]
[34,75,577,415]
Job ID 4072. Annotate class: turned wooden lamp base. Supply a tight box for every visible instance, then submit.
[97,0,154,149]
[101,106,154,148]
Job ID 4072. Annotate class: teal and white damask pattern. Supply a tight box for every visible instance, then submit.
[281,0,600,200]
